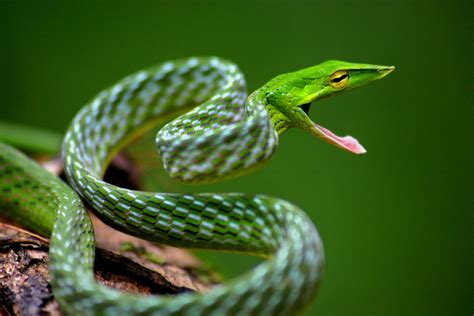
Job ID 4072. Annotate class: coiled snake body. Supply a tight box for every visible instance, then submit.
[0,57,393,315]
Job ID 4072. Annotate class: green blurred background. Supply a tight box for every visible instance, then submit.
[1,0,472,315]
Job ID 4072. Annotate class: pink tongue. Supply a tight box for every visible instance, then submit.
[314,123,366,154]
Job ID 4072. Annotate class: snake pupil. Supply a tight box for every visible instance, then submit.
[331,74,348,83]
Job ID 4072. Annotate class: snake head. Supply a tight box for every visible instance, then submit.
[263,60,395,154]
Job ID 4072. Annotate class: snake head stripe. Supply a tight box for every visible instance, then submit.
[262,60,395,154]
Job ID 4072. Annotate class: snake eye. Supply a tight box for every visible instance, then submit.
[329,70,349,89]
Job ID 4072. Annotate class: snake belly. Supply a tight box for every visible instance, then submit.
[2,57,324,315]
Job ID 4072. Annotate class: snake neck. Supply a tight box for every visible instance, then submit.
[250,89,292,135]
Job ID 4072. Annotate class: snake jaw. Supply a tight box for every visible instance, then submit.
[298,103,367,154]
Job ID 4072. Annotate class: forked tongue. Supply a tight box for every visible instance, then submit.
[310,123,366,154]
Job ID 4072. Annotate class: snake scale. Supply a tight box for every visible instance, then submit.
[0,57,393,315]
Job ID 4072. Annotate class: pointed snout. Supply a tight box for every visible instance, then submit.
[377,65,395,78]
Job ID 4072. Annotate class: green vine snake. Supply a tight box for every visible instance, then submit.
[0,57,393,315]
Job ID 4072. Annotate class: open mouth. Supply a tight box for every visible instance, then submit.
[299,103,366,154]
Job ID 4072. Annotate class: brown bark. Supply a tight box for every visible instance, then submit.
[0,217,219,315]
